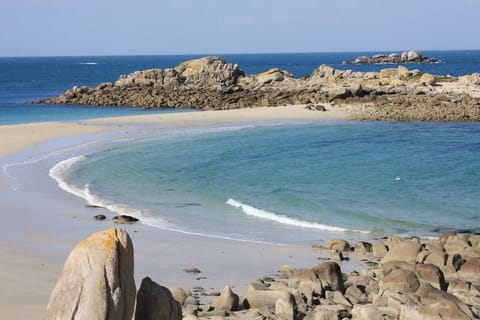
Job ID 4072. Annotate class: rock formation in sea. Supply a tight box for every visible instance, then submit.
[343,50,439,65]
[48,227,480,319]
[38,56,480,121]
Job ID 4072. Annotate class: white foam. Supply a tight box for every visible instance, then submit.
[226,198,369,233]
[49,156,88,199]
[79,62,97,65]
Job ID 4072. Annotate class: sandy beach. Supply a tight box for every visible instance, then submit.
[0,105,353,319]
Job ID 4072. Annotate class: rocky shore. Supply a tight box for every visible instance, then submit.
[343,51,439,65]
[38,56,480,122]
[47,228,480,319]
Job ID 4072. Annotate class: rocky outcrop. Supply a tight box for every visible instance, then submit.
[48,228,480,320]
[37,56,480,122]
[47,228,136,320]
[344,51,439,64]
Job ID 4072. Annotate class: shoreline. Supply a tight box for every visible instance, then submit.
[0,104,349,158]
[0,105,355,318]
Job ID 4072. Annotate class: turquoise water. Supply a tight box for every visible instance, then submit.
[54,121,480,244]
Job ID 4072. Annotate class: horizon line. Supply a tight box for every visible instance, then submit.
[1,48,480,59]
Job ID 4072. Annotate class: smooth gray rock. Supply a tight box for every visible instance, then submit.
[135,277,182,320]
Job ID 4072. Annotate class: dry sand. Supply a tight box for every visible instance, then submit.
[0,105,354,318]
[0,105,349,158]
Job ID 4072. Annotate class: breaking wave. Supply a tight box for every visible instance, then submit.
[226,198,369,234]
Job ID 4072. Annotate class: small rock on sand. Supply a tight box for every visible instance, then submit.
[183,268,202,274]
[112,215,139,224]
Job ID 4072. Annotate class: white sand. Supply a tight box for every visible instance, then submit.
[0,105,358,318]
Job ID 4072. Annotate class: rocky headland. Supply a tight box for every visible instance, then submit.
[38,56,480,122]
[343,51,439,65]
[48,227,480,319]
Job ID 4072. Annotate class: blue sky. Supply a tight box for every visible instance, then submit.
[1,0,479,56]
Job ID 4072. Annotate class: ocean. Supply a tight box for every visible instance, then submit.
[2,51,480,245]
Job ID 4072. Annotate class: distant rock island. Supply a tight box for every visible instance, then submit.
[343,51,439,65]
[38,56,480,122]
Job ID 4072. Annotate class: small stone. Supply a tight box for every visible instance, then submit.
[94,214,106,220]
[262,276,275,282]
[183,268,202,274]
[85,204,103,208]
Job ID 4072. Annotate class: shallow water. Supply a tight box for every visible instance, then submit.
[42,120,480,245]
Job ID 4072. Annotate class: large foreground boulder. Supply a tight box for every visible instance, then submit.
[135,277,182,320]
[47,228,136,320]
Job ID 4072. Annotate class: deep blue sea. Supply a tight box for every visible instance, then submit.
[2,51,480,244]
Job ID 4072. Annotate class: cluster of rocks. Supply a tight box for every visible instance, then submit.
[47,227,480,319]
[343,51,439,65]
[37,56,480,121]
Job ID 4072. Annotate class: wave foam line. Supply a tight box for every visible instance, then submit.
[49,156,136,211]
[49,156,89,199]
[49,160,284,245]
[226,198,369,234]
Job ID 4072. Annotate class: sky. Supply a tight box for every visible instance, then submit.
[1,0,479,57]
